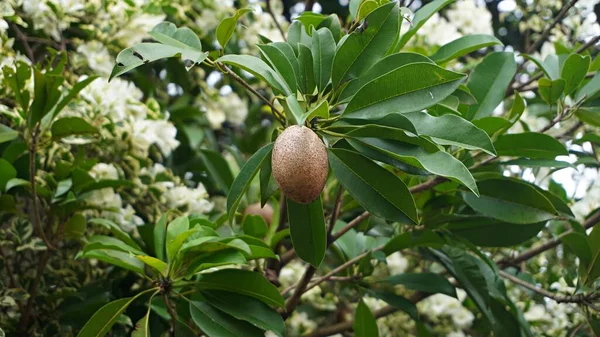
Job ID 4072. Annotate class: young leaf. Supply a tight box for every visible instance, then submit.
[196,269,285,307]
[77,289,155,337]
[216,8,253,50]
[166,216,190,262]
[202,291,286,336]
[354,300,379,337]
[227,143,274,225]
[136,255,168,277]
[342,63,466,120]
[332,2,399,88]
[80,249,146,275]
[328,148,418,225]
[561,54,591,95]
[312,27,336,92]
[430,34,503,65]
[494,132,568,159]
[243,215,268,238]
[466,52,517,120]
[51,76,98,120]
[287,197,327,267]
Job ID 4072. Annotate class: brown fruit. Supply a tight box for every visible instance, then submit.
[245,203,274,225]
[271,125,328,204]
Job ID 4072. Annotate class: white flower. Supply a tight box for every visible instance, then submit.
[130,118,180,156]
[164,185,213,215]
[264,331,278,337]
[203,92,248,129]
[386,252,409,275]
[80,77,146,122]
[77,41,113,75]
[446,0,494,36]
[0,19,8,34]
[89,163,119,180]
[451,308,475,329]
[524,304,550,322]
[288,311,317,334]
[417,13,462,46]
[114,13,165,46]
[447,331,466,337]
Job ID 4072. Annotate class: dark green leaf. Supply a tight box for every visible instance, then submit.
[312,27,336,92]
[243,215,268,238]
[444,215,545,247]
[189,299,265,337]
[328,148,418,225]
[383,272,457,297]
[64,213,86,239]
[199,149,234,193]
[430,35,503,65]
[538,78,565,104]
[561,54,591,95]
[383,229,444,255]
[51,117,97,139]
[354,299,379,337]
[259,155,278,207]
[217,55,291,95]
[0,159,17,191]
[257,43,299,94]
[297,44,316,94]
[494,132,568,159]
[287,197,327,267]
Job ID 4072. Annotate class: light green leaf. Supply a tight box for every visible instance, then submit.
[354,300,379,337]
[430,35,503,65]
[80,249,145,275]
[196,269,285,307]
[77,289,155,337]
[243,215,268,238]
[576,72,600,103]
[217,55,291,95]
[52,76,98,119]
[136,255,168,277]
[332,2,399,88]
[227,143,274,225]
[328,148,418,225]
[561,54,591,95]
[285,94,305,125]
[466,52,517,120]
[303,100,329,123]
[494,132,568,159]
[89,218,141,251]
[0,124,18,144]
[4,178,29,192]
[83,235,146,256]
[0,159,17,192]
[538,78,565,104]
[132,291,159,337]
[576,107,600,127]
[287,197,327,267]
[343,63,466,119]
[216,8,253,49]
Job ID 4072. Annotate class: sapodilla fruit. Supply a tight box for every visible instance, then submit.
[272,125,328,204]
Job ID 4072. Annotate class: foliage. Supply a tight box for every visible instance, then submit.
[1,0,600,336]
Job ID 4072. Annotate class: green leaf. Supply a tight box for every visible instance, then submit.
[64,213,86,239]
[576,72,600,103]
[259,155,278,207]
[317,14,342,43]
[357,0,378,20]
[136,255,168,277]
[285,94,305,125]
[354,299,379,337]
[462,178,558,224]
[52,76,98,120]
[89,218,141,251]
[294,12,327,33]
[83,236,146,256]
[217,55,291,95]
[0,124,18,144]
[576,107,600,127]
[111,22,207,80]
[443,215,545,247]
[257,43,299,94]
[166,216,190,262]
[312,27,336,92]
[202,291,285,336]
[561,54,591,95]
[494,132,568,159]
[383,229,444,255]
[332,2,399,88]
[29,68,64,128]
[303,100,329,123]
[338,52,434,103]
[287,197,327,267]
[3,62,31,115]
[561,232,593,266]
[216,8,253,49]
[80,248,145,275]
[348,138,478,194]
[383,272,457,298]
[243,215,268,238]
[584,226,600,284]
[227,143,274,225]
[297,44,316,94]
[369,290,418,319]
[77,289,155,337]
[132,291,159,337]
[393,0,455,51]
[185,250,247,275]
[472,116,510,136]
[196,269,285,307]
[189,298,265,337]
[430,35,503,65]
[199,149,234,194]
[51,117,97,140]
[403,112,496,155]
[466,52,517,120]
[0,159,17,191]
[328,148,418,225]
[501,158,574,169]
[538,78,565,104]
[342,63,466,120]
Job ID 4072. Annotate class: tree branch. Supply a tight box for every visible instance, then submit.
[499,270,600,304]
[265,0,287,42]
[526,0,579,54]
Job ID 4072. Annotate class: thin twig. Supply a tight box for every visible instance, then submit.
[526,0,579,54]
[10,23,34,61]
[284,266,316,317]
[265,0,287,42]
[29,129,54,250]
[328,186,344,237]
[162,293,178,337]
[499,270,600,304]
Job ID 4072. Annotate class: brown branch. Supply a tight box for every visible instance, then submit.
[284,265,316,317]
[526,0,579,54]
[328,186,344,237]
[28,130,54,250]
[18,250,51,335]
[499,211,600,267]
[9,23,34,61]
[163,293,178,337]
[265,0,287,42]
[500,270,600,304]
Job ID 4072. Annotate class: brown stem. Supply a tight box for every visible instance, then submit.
[18,250,51,335]
[499,211,600,267]
[328,186,344,237]
[265,0,287,41]
[163,293,178,337]
[9,23,35,61]
[500,270,600,304]
[29,129,54,250]
[283,266,316,317]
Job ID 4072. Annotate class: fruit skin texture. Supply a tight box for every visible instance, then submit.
[272,125,328,204]
[245,203,274,225]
